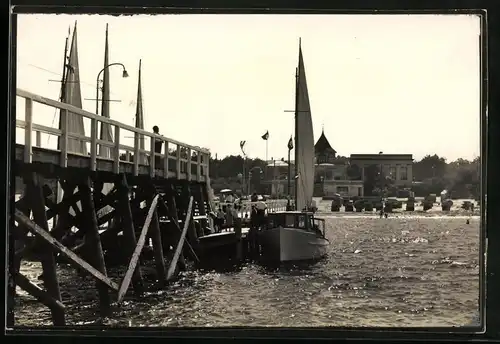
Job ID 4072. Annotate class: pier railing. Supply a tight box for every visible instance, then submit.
[213,200,288,218]
[16,89,210,181]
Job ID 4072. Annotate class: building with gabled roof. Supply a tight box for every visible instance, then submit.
[314,128,337,164]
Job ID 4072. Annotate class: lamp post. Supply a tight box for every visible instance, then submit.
[95,62,129,115]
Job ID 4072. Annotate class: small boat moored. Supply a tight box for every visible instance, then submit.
[258,211,329,262]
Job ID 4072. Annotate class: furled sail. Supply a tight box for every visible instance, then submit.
[135,59,147,164]
[99,23,114,159]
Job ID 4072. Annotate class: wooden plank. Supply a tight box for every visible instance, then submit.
[117,194,160,303]
[149,205,166,287]
[15,273,66,313]
[14,209,119,291]
[24,98,33,163]
[90,118,97,171]
[167,196,194,281]
[161,190,187,268]
[79,177,110,314]
[28,173,65,326]
[158,198,199,263]
[116,174,144,296]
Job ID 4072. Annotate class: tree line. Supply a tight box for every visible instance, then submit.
[120,151,480,199]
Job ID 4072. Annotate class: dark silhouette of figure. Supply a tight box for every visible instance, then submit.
[152,125,163,167]
[251,193,259,202]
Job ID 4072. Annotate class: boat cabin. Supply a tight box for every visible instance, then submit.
[265,211,326,237]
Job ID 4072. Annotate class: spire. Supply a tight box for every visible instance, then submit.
[99,23,113,159]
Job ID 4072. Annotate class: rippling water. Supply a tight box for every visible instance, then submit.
[14,201,481,328]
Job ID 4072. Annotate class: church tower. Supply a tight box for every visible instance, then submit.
[314,127,337,164]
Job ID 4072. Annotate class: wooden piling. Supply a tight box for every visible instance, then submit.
[146,183,167,287]
[28,172,66,326]
[7,214,18,327]
[158,197,200,264]
[234,217,243,261]
[164,184,187,268]
[50,180,77,241]
[181,181,198,248]
[116,174,144,296]
[117,195,160,303]
[14,210,119,291]
[78,177,110,316]
[15,273,66,315]
[167,196,194,281]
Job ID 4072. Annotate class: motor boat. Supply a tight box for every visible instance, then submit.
[257,40,329,263]
[259,211,329,262]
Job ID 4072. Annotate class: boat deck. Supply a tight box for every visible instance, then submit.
[200,227,250,239]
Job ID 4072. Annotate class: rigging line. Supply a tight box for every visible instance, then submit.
[21,61,135,102]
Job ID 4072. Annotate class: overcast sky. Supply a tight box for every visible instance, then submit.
[15,14,481,161]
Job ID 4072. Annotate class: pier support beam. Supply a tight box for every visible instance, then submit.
[146,182,167,287]
[164,184,187,269]
[28,172,66,326]
[79,177,110,316]
[116,174,144,296]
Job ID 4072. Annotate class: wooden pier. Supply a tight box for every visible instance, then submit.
[8,89,215,326]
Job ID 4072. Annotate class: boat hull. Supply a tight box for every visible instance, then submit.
[259,227,329,262]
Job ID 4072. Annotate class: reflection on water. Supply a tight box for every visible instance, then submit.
[14,206,480,327]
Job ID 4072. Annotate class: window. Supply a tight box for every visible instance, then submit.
[337,186,349,193]
[400,166,408,180]
[298,215,306,229]
[390,166,397,179]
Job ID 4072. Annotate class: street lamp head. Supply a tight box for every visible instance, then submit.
[122,69,129,78]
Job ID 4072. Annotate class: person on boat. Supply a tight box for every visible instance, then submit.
[251,193,259,202]
[152,125,163,167]
[255,200,267,227]
[225,204,235,229]
[216,207,225,233]
[226,193,235,204]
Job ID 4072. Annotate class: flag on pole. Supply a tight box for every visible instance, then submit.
[240,140,246,155]
[261,131,269,140]
[287,136,294,150]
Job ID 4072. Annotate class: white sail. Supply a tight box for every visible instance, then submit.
[295,41,315,211]
[62,21,87,155]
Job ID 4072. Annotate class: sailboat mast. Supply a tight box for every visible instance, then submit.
[60,33,70,102]
[294,65,299,210]
[57,32,70,151]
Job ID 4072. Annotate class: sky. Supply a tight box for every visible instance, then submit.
[15,14,481,162]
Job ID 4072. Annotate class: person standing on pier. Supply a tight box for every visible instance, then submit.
[152,125,163,166]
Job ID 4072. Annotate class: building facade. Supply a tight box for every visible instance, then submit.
[349,154,413,187]
[313,129,364,197]
[260,132,413,198]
